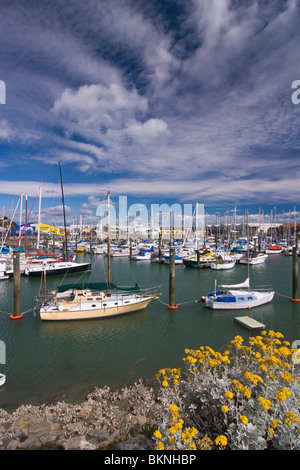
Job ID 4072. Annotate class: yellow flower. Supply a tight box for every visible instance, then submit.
[153,430,162,439]
[281,370,294,383]
[284,412,300,426]
[162,380,168,387]
[169,404,179,412]
[169,425,176,435]
[257,396,272,411]
[244,371,263,385]
[268,373,277,381]
[222,406,229,413]
[156,442,164,450]
[276,387,291,402]
[239,415,248,425]
[278,346,291,357]
[271,420,279,429]
[174,420,184,432]
[224,391,234,399]
[215,435,228,447]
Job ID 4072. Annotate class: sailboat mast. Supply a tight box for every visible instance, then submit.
[37,187,42,249]
[59,162,68,261]
[247,209,250,284]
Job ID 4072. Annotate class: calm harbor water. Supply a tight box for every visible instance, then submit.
[0,252,300,410]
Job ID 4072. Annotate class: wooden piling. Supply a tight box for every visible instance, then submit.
[290,238,299,302]
[10,251,23,319]
[168,248,178,309]
[158,233,162,263]
[197,250,200,268]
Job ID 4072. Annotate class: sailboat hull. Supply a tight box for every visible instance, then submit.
[204,290,274,309]
[25,262,91,276]
[40,295,155,320]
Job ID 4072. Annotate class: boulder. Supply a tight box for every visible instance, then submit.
[63,436,97,450]
[113,434,156,450]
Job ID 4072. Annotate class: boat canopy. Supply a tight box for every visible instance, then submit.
[57,281,141,293]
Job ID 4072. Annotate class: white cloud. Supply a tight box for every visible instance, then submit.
[0,120,14,140]
[125,118,170,145]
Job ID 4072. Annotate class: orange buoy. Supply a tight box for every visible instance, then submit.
[9,314,24,320]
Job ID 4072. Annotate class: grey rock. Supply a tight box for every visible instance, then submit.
[64,436,97,450]
[18,431,59,449]
[113,434,156,450]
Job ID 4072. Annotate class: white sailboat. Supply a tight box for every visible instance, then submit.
[38,191,160,321]
[203,210,274,309]
[202,277,274,310]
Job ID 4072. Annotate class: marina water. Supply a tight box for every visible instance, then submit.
[0,252,299,410]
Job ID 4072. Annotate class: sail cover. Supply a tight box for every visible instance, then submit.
[220,278,250,289]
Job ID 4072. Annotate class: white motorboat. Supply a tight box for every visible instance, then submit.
[239,252,268,265]
[210,254,236,270]
[265,244,283,254]
[24,259,91,276]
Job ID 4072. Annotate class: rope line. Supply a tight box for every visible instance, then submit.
[157,297,202,307]
[275,292,294,299]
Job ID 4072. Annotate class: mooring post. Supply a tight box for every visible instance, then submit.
[158,233,162,263]
[168,247,178,309]
[290,237,299,302]
[197,249,200,268]
[10,251,23,319]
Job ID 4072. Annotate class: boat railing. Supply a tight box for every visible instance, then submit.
[117,285,161,298]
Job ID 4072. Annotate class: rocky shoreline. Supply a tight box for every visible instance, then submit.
[0,380,163,450]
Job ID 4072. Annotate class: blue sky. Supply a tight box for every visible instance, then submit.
[0,0,300,226]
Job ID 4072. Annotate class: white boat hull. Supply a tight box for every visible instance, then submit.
[0,374,6,386]
[204,290,274,309]
[24,261,91,276]
[239,254,268,265]
[210,260,236,270]
[132,254,151,261]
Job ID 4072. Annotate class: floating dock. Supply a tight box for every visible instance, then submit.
[234,316,265,330]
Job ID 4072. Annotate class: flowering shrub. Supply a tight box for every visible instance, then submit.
[153,330,300,450]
